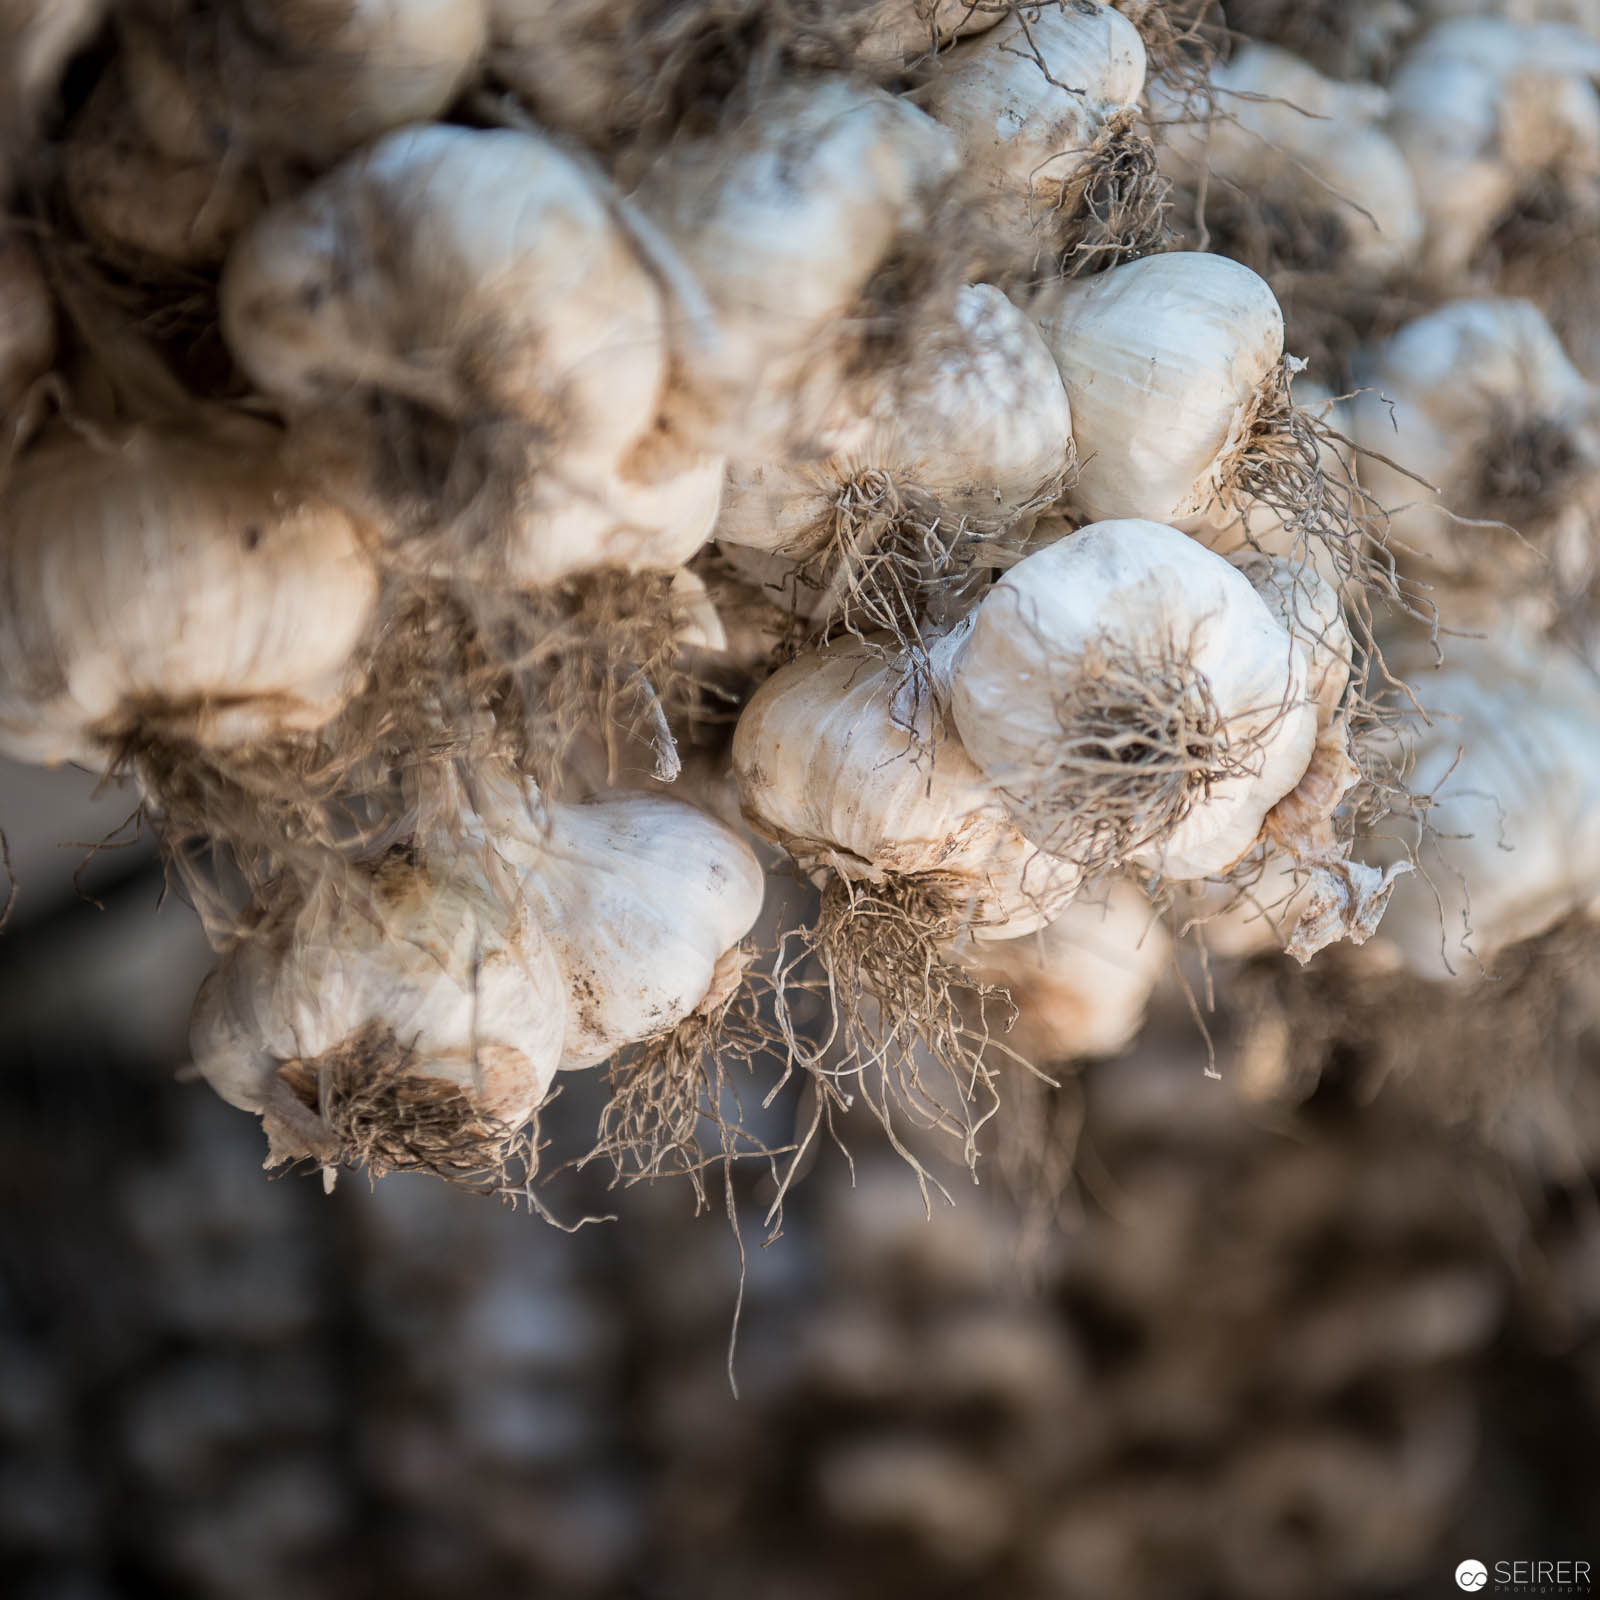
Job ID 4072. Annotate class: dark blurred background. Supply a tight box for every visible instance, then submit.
[3,755,1597,1600]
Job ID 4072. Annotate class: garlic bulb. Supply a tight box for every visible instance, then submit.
[733,637,1081,939]
[713,282,1072,559]
[1160,42,1422,279]
[222,124,715,585]
[118,0,487,172]
[1387,18,1600,281]
[854,0,1007,69]
[1369,634,1600,980]
[0,426,379,768]
[920,0,1151,268]
[637,78,961,458]
[1,0,105,187]
[1350,297,1599,580]
[0,229,53,415]
[190,847,566,1174]
[64,77,270,268]
[1031,252,1286,528]
[941,520,1319,881]
[954,878,1172,1061]
[461,771,767,1070]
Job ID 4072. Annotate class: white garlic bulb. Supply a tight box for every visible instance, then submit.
[1031,252,1286,528]
[119,0,487,172]
[941,520,1320,881]
[733,637,1081,939]
[1387,17,1600,281]
[190,847,566,1171]
[637,77,961,458]
[921,0,1149,266]
[1350,297,1599,579]
[0,427,379,767]
[954,877,1172,1061]
[1370,634,1600,980]
[461,771,767,1070]
[221,124,717,585]
[1160,42,1423,278]
[713,282,1073,557]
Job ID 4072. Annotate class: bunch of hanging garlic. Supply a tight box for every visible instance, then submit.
[0,0,1441,1201]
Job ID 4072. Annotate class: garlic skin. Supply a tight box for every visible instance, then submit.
[0,0,105,187]
[1369,635,1600,981]
[637,78,961,457]
[0,230,53,414]
[733,638,1081,939]
[920,0,1147,263]
[1350,297,1598,577]
[190,849,567,1158]
[1160,43,1423,279]
[854,0,1007,69]
[221,125,716,584]
[1387,18,1600,282]
[1230,553,1353,726]
[714,283,1072,557]
[119,0,487,172]
[1031,252,1285,527]
[954,878,1171,1061]
[944,520,1319,882]
[463,772,767,1071]
[0,428,379,768]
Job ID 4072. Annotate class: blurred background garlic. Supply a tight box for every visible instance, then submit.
[941,520,1320,884]
[1350,296,1600,588]
[0,425,378,768]
[1365,633,1600,981]
[921,0,1159,276]
[189,846,568,1177]
[0,228,52,416]
[1161,42,1423,281]
[1386,17,1600,283]
[952,877,1173,1063]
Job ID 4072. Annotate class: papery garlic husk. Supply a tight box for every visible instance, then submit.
[712,281,1073,635]
[1350,297,1600,584]
[459,768,767,1072]
[0,425,379,768]
[1031,252,1286,527]
[953,877,1172,1062]
[940,519,1320,882]
[733,633,1080,1149]
[189,846,566,1182]
[1365,633,1600,981]
[636,77,963,461]
[1387,17,1600,282]
[921,0,1159,273]
[119,0,487,173]
[0,229,53,415]
[1159,42,1423,279]
[221,124,716,585]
